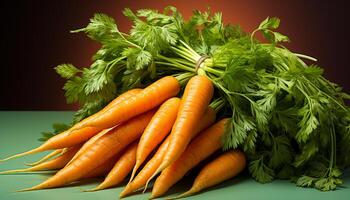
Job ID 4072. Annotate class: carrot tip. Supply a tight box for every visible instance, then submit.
[0,147,43,162]
[83,187,100,192]
[128,163,140,184]
[144,166,162,193]
[24,162,36,166]
[119,185,132,198]
[16,187,36,192]
[0,169,27,175]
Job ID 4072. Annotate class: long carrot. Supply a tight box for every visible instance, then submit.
[82,155,119,179]
[17,110,155,191]
[72,88,142,130]
[120,107,216,198]
[129,97,181,183]
[86,141,138,191]
[25,149,64,166]
[0,89,141,162]
[65,128,111,166]
[84,76,180,129]
[0,145,81,174]
[175,150,246,199]
[148,75,213,183]
[150,118,228,198]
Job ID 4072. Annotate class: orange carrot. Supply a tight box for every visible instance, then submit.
[120,137,170,198]
[83,156,119,179]
[73,88,142,130]
[18,110,155,191]
[84,76,180,129]
[149,75,213,182]
[0,145,81,174]
[175,150,246,199]
[25,149,64,166]
[66,129,111,166]
[129,97,181,182]
[150,118,228,198]
[86,141,138,191]
[120,108,216,198]
[1,89,141,162]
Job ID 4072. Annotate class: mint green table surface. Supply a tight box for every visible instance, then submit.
[0,111,349,200]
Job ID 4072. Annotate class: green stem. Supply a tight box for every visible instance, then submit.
[170,47,197,62]
[171,58,196,68]
[156,55,195,72]
[202,65,224,76]
[209,97,226,112]
[179,40,201,59]
[177,45,198,59]
[302,77,348,112]
[326,116,336,177]
[175,72,194,86]
[294,53,317,62]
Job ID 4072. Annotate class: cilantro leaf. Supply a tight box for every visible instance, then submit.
[55,64,81,79]
[249,156,275,183]
[122,48,152,70]
[259,17,280,30]
[72,13,120,44]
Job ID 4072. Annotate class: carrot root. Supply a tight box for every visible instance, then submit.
[24,149,63,166]
[0,168,34,175]
[144,167,161,192]
[83,187,102,192]
[129,162,140,184]
[0,147,44,162]
[16,186,38,192]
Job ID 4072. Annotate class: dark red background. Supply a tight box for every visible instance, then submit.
[1,0,349,110]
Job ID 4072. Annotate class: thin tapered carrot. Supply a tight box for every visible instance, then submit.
[120,107,216,198]
[129,97,181,183]
[0,145,81,175]
[0,89,141,162]
[73,88,142,130]
[17,110,155,191]
[86,141,138,191]
[84,76,180,129]
[175,150,246,199]
[150,118,229,198]
[120,136,170,198]
[148,75,213,183]
[25,149,64,166]
[66,128,111,166]
[0,127,99,162]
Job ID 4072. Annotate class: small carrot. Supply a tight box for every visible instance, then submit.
[17,110,155,191]
[120,107,216,198]
[65,128,111,166]
[0,145,81,174]
[86,141,138,191]
[25,149,64,166]
[175,150,246,199]
[150,118,228,198]
[120,137,170,198]
[148,75,213,183]
[84,76,180,129]
[0,89,140,162]
[129,97,181,183]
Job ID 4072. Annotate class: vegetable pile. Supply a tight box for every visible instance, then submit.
[1,6,350,197]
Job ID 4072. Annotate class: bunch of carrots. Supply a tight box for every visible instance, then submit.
[0,75,246,199]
